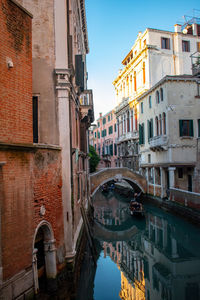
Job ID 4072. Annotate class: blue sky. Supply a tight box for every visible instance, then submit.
[85,1,200,121]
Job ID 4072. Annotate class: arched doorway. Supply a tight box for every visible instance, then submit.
[32,221,57,294]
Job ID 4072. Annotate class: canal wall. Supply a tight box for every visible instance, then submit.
[170,188,200,211]
[144,193,200,226]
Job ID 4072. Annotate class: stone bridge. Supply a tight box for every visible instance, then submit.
[90,167,147,197]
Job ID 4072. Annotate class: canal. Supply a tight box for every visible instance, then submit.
[75,189,200,300]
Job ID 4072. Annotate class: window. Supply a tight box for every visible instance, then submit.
[98,131,100,138]
[149,96,152,108]
[114,123,117,132]
[114,144,117,155]
[139,123,145,144]
[148,154,151,163]
[98,121,100,127]
[182,40,190,52]
[155,117,159,136]
[179,120,193,137]
[109,144,113,156]
[147,119,154,141]
[178,168,183,178]
[161,37,170,49]
[103,117,106,125]
[156,91,160,104]
[141,102,144,114]
[160,88,164,101]
[159,114,162,135]
[33,96,38,143]
[163,113,166,134]
[109,126,113,134]
[108,115,110,122]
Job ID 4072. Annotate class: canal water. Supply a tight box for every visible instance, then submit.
[75,189,200,300]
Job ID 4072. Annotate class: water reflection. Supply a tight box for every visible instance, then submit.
[92,190,200,300]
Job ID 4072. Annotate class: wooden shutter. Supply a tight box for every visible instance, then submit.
[189,120,193,136]
[32,96,38,143]
[198,120,200,137]
[179,120,183,136]
[75,55,84,91]
[147,120,150,141]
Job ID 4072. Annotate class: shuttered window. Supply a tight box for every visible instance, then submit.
[147,119,154,141]
[33,96,38,143]
[139,123,145,145]
[109,126,113,134]
[179,120,193,137]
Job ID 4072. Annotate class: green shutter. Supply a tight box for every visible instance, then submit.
[198,120,200,137]
[179,120,183,137]
[189,120,194,136]
[143,123,145,144]
[139,124,142,144]
[147,120,150,142]
[151,118,154,138]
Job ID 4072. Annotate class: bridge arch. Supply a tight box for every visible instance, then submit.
[90,167,147,197]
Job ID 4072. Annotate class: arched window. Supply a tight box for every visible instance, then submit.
[159,114,162,135]
[163,112,166,134]
[160,88,164,101]
[155,117,159,136]
[156,91,160,104]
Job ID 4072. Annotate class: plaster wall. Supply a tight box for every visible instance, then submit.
[139,79,199,166]
[17,0,59,145]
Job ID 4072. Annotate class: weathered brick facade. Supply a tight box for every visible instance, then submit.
[0,0,32,144]
[0,1,64,298]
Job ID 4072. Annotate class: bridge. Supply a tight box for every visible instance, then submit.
[90,167,147,197]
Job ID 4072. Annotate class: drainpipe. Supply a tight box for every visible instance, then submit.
[172,34,176,75]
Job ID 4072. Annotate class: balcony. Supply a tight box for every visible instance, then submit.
[191,51,200,77]
[117,131,139,143]
[79,89,94,126]
[149,135,168,151]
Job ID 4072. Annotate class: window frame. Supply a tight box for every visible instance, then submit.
[182,40,190,52]
[161,37,170,50]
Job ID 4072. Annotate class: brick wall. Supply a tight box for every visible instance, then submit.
[0,0,32,144]
[0,147,64,281]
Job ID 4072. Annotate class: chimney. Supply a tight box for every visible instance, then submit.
[174,24,182,33]
[192,23,197,36]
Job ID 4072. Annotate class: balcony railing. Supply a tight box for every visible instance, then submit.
[79,89,94,124]
[117,131,139,143]
[149,135,168,151]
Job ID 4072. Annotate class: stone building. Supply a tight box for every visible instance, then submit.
[90,111,118,169]
[0,0,93,298]
[138,75,200,208]
[113,20,200,171]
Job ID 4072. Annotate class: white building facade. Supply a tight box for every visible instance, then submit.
[138,75,200,206]
[113,21,200,172]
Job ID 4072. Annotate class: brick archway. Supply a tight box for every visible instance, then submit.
[90,168,147,197]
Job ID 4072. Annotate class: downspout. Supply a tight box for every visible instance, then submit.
[172,33,176,75]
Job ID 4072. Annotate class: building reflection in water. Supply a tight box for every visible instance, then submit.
[93,191,200,300]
